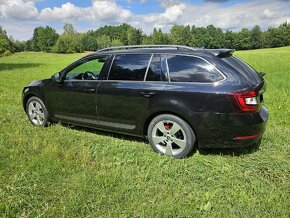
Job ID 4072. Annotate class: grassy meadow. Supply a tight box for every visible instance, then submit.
[0,47,289,217]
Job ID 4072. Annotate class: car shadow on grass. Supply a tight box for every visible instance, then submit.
[0,63,44,72]
[61,123,147,143]
[60,123,260,157]
[198,142,261,156]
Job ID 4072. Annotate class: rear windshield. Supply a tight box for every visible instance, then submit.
[221,56,261,84]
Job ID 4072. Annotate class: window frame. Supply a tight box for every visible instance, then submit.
[103,53,226,84]
[106,53,154,82]
[165,54,227,84]
[61,55,111,82]
[144,54,168,82]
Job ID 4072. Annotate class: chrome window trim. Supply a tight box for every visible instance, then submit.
[165,53,227,83]
[107,54,116,80]
[63,53,226,84]
[165,54,170,83]
[97,80,168,83]
[107,53,151,81]
[143,54,154,81]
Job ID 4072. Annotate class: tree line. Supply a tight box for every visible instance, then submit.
[1,22,290,56]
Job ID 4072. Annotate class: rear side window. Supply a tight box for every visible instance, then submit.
[146,54,167,81]
[167,55,224,83]
[221,56,261,84]
[108,54,151,81]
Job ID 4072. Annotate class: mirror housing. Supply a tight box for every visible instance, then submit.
[51,72,61,83]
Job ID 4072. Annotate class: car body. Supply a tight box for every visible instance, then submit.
[22,45,269,158]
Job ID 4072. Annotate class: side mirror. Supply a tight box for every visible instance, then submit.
[51,72,61,83]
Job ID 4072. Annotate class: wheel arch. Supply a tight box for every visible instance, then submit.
[23,93,40,112]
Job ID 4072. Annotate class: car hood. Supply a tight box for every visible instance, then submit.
[25,78,52,88]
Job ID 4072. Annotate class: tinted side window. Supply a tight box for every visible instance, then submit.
[146,54,167,81]
[221,56,261,84]
[108,54,151,81]
[65,56,109,80]
[167,55,224,82]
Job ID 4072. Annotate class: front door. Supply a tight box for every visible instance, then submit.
[47,55,110,126]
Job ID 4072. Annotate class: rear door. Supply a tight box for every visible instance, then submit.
[96,53,167,135]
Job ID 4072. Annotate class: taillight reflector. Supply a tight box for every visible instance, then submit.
[229,91,259,113]
[233,133,262,140]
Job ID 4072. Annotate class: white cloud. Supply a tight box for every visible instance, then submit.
[38,0,132,23]
[144,4,185,25]
[0,0,289,40]
[89,0,132,22]
[0,0,38,19]
[151,0,290,31]
[39,3,84,21]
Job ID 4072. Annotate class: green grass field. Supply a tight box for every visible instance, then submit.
[0,47,289,217]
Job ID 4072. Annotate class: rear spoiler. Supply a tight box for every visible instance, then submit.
[205,49,235,57]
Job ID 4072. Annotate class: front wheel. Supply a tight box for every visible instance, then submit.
[26,96,49,127]
[147,114,196,158]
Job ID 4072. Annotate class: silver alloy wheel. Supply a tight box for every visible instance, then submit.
[28,100,45,125]
[152,120,187,156]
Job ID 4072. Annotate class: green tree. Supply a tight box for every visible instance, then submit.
[237,28,251,50]
[224,30,236,48]
[251,25,262,49]
[0,26,13,56]
[267,25,289,47]
[191,26,210,48]
[96,35,111,49]
[31,26,58,52]
[82,31,98,51]
[52,24,84,53]
[63,23,77,35]
[150,28,171,44]
[111,39,124,46]
[170,25,192,46]
[24,39,33,51]
[127,27,142,45]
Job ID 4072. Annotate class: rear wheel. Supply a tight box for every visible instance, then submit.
[26,96,49,127]
[147,114,196,158]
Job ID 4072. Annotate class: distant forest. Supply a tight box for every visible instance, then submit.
[1,22,290,56]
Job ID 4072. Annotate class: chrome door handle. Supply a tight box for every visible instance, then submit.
[83,88,96,93]
[140,91,155,98]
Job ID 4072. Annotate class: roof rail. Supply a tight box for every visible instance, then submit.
[96,44,203,52]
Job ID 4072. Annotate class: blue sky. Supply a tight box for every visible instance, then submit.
[0,0,289,40]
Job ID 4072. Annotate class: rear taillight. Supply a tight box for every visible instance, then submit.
[229,91,259,113]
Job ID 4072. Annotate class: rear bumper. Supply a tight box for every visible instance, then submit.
[192,105,269,148]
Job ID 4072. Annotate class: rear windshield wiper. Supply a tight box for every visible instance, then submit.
[258,72,266,78]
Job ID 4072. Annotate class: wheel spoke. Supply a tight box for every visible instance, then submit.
[39,112,44,119]
[34,115,39,124]
[35,102,41,111]
[28,103,34,113]
[171,137,186,149]
[165,141,173,155]
[152,136,166,145]
[169,122,181,135]
[155,121,167,134]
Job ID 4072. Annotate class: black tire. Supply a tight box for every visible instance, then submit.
[26,96,50,127]
[147,114,196,158]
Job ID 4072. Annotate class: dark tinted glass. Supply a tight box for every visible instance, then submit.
[108,54,151,81]
[167,55,224,82]
[146,54,167,81]
[221,56,261,84]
